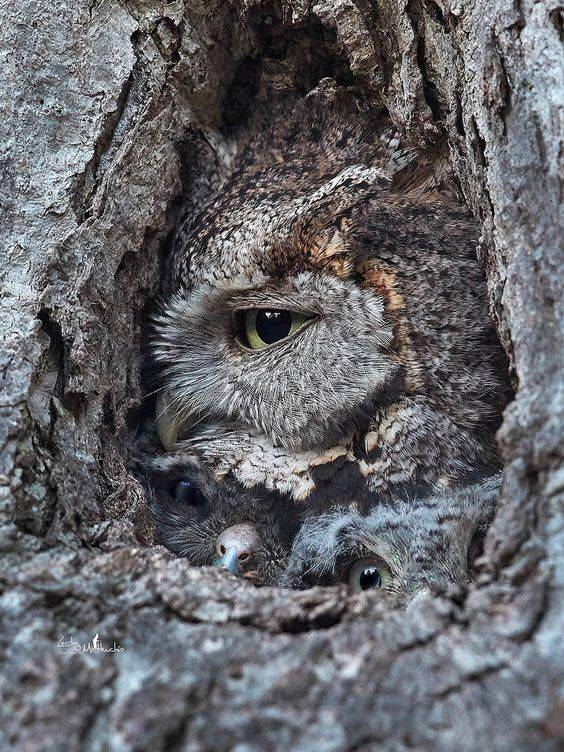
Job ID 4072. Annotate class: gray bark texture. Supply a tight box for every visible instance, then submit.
[0,1,562,750]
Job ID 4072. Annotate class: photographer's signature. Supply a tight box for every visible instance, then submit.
[57,633,125,654]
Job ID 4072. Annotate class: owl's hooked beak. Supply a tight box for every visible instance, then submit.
[155,391,183,451]
[213,523,261,578]
[214,547,240,575]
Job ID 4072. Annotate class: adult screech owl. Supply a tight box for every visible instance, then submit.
[151,83,510,512]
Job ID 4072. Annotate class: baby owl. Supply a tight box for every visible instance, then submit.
[282,476,500,600]
[148,459,498,592]
[151,83,510,517]
[148,455,300,585]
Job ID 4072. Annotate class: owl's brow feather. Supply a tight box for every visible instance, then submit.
[290,508,358,575]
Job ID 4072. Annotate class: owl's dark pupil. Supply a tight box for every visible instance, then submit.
[358,566,382,590]
[173,479,206,507]
[255,310,293,344]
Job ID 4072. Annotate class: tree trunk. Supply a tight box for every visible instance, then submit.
[0,1,562,750]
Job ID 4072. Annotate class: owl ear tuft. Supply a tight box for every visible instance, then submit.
[155,391,183,451]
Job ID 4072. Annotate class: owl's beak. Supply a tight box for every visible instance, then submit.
[155,391,183,451]
[214,547,240,575]
[213,523,261,578]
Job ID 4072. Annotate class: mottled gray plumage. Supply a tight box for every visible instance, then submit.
[282,477,500,602]
[148,456,299,585]
[151,82,510,514]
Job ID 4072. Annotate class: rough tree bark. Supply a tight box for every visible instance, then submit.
[0,1,562,750]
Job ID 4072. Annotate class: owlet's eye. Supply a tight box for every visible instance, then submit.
[347,558,392,592]
[237,309,311,350]
[171,479,207,507]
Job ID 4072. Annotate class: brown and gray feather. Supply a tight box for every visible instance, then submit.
[151,84,511,514]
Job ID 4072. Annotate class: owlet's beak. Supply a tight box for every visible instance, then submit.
[213,523,261,578]
[156,391,183,451]
[214,547,240,575]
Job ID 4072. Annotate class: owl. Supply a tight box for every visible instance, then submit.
[282,476,500,601]
[150,82,511,516]
[148,455,300,585]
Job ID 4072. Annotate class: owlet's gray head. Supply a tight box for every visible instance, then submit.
[282,477,500,602]
[148,455,300,586]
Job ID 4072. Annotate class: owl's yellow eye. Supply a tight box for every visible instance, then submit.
[239,309,311,350]
[347,558,392,592]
